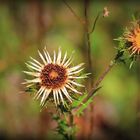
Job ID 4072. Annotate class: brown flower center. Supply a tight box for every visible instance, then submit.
[49,70,59,79]
[40,64,67,89]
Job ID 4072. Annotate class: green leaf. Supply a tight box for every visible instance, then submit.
[71,94,87,109]
[129,55,137,69]
[52,114,76,140]
[75,87,101,116]
[76,97,93,116]
[129,61,134,69]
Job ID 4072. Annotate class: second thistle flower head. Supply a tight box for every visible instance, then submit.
[23,48,87,107]
[114,19,140,67]
[124,20,140,55]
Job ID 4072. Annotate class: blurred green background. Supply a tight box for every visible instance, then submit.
[0,0,140,139]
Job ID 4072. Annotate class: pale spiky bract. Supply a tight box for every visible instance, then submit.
[23,48,87,107]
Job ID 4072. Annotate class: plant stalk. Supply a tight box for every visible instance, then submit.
[69,111,74,140]
[84,0,93,87]
[87,60,116,100]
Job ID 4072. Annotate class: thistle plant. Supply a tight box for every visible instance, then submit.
[22,1,140,139]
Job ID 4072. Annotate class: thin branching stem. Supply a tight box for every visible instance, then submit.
[89,11,102,34]
[86,60,116,100]
[69,111,74,140]
[84,0,93,87]
[63,0,85,25]
[84,0,95,137]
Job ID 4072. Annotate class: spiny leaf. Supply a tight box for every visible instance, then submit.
[129,61,134,69]
[71,94,87,109]
[129,55,137,69]
[76,97,93,116]
[75,87,101,116]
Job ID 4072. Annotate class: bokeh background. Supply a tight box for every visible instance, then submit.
[0,0,140,139]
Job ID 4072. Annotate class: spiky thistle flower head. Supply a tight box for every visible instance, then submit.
[23,48,87,107]
[124,20,140,55]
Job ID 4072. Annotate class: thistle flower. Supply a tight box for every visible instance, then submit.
[124,21,140,55]
[23,48,87,107]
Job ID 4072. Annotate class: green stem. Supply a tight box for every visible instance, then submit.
[89,11,102,34]
[86,60,116,100]
[63,0,85,25]
[69,111,74,140]
[84,0,93,87]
